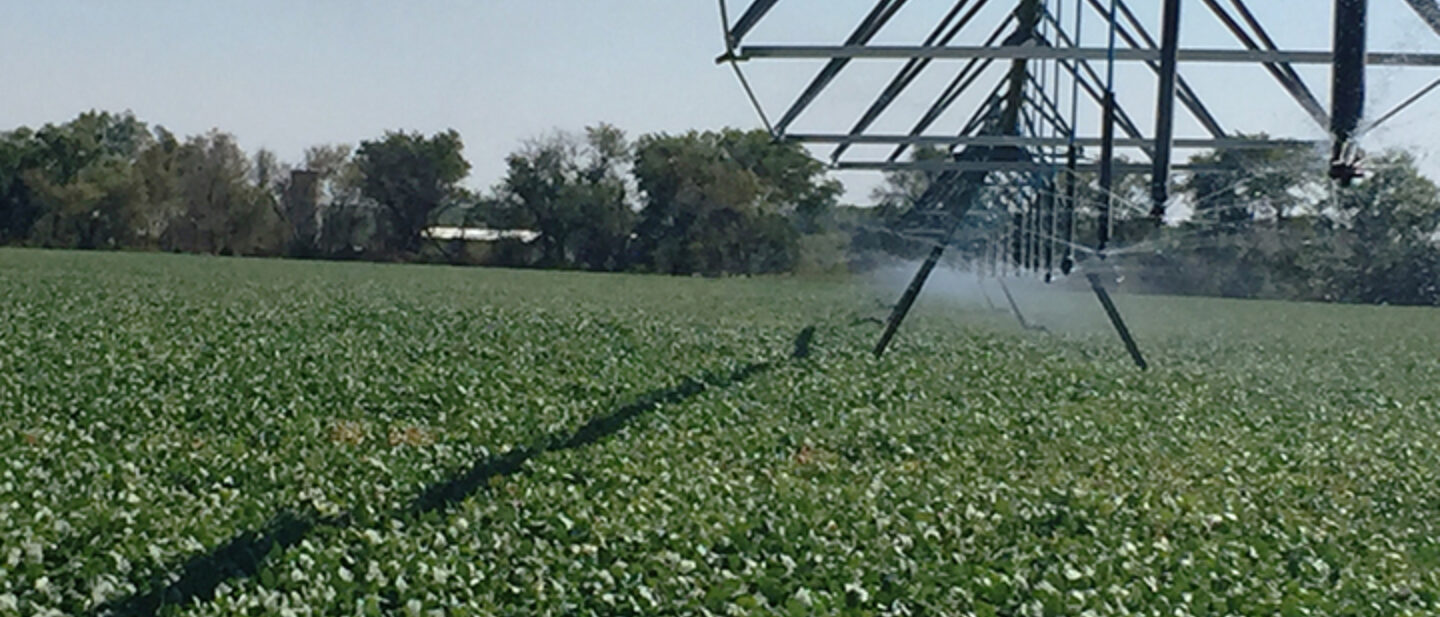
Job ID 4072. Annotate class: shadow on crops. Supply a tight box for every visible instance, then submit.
[92,326,816,616]
[412,324,813,513]
[411,358,775,514]
[92,509,340,616]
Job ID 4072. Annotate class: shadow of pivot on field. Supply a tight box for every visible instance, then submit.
[91,326,819,616]
[91,509,341,616]
[411,325,817,513]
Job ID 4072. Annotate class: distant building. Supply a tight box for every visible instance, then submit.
[421,227,541,244]
[419,226,543,266]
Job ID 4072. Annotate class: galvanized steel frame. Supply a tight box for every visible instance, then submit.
[718,0,1440,359]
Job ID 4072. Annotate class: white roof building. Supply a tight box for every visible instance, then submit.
[422,227,541,243]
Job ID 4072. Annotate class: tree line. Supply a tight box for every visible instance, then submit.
[2,111,1438,305]
[0,111,848,277]
[1122,147,1440,305]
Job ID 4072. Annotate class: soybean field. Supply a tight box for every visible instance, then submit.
[2,249,1439,616]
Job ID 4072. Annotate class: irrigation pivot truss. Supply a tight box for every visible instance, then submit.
[717,0,1440,362]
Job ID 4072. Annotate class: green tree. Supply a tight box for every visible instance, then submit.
[630,129,837,276]
[490,124,634,270]
[1330,151,1440,304]
[1181,137,1322,228]
[716,129,841,234]
[1133,141,1326,298]
[0,111,150,243]
[1134,146,1440,305]
[129,126,184,247]
[354,130,470,255]
[161,130,284,256]
[25,156,146,249]
[0,127,47,242]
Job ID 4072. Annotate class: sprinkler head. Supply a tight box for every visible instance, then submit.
[1330,142,1365,187]
[1329,160,1364,187]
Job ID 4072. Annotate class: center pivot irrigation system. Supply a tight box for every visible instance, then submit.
[717,0,1440,366]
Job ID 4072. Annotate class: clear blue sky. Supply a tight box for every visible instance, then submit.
[5,1,1440,203]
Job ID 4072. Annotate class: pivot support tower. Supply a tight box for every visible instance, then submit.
[718,0,1440,359]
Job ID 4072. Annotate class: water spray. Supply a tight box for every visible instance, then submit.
[720,0,1440,366]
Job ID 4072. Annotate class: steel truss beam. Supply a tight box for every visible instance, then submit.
[736,45,1440,65]
[787,134,1314,149]
[726,0,780,47]
[836,161,1238,174]
[773,0,910,134]
[829,0,993,162]
[1091,0,1225,138]
[1200,0,1329,129]
[883,12,1017,163]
